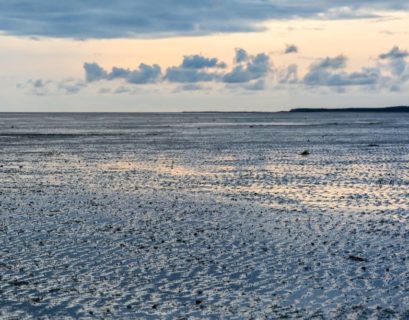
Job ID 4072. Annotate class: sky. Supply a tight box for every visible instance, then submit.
[1,1,409,112]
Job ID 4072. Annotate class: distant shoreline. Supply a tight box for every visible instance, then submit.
[0,106,408,114]
[289,106,409,113]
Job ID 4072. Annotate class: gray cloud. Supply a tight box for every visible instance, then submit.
[223,50,271,83]
[279,65,299,84]
[165,54,225,83]
[1,1,408,39]
[83,49,273,86]
[301,49,408,91]
[177,84,205,92]
[165,67,217,83]
[114,86,138,94]
[284,45,298,54]
[379,47,409,60]
[378,46,409,91]
[82,47,409,91]
[388,59,407,77]
[57,79,86,94]
[243,79,266,91]
[235,48,249,64]
[379,46,408,77]
[83,63,108,82]
[84,63,162,84]
[181,55,226,69]
[18,78,86,95]
[303,56,381,88]
[19,46,409,95]
[314,56,347,70]
[125,64,162,84]
[17,79,51,96]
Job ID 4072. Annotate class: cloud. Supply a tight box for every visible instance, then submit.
[83,63,108,82]
[17,79,51,96]
[176,84,205,92]
[316,6,379,20]
[114,86,138,94]
[235,48,249,64]
[314,55,347,70]
[181,55,226,69]
[1,1,408,39]
[279,65,299,84]
[223,50,271,83]
[82,49,273,87]
[84,63,162,84]
[19,46,409,95]
[243,79,266,91]
[57,79,86,94]
[124,64,162,84]
[379,46,408,77]
[162,54,226,83]
[303,56,381,88]
[284,45,298,54]
[379,46,409,60]
[378,46,409,91]
[284,46,409,92]
[165,67,217,83]
[164,54,225,83]
[17,78,86,95]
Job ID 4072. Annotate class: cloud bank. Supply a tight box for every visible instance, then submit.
[1,1,408,39]
[20,47,409,95]
[83,50,273,88]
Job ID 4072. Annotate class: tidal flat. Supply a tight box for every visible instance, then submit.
[0,112,408,319]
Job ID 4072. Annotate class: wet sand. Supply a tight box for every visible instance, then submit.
[0,112,408,319]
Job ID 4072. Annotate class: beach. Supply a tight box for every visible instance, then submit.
[1,112,408,319]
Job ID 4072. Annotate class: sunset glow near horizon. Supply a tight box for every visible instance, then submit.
[1,1,409,112]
